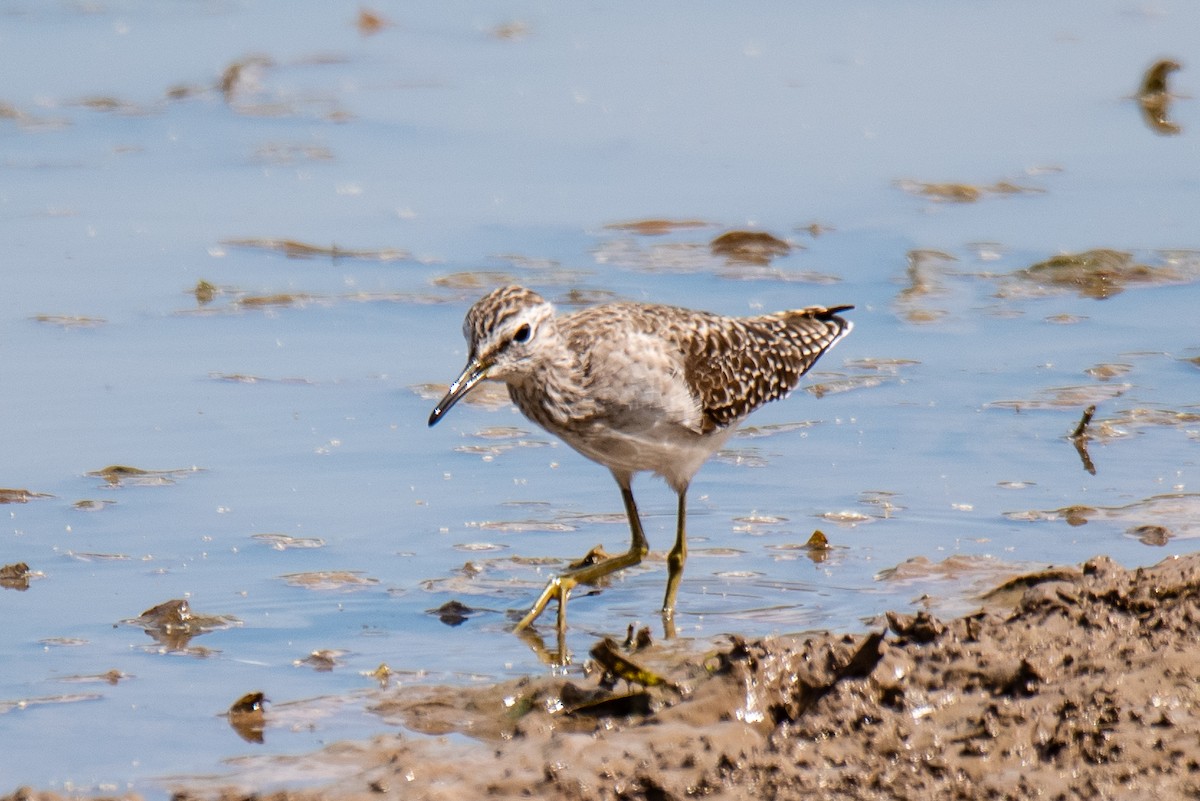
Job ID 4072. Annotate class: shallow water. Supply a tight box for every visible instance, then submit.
[2,1,1198,794]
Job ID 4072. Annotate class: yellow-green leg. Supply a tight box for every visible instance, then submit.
[514,477,649,632]
[662,487,688,618]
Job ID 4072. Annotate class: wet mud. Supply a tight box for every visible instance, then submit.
[16,551,1199,800]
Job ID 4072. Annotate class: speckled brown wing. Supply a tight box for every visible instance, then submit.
[683,306,853,432]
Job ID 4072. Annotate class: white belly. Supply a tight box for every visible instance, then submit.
[554,418,739,492]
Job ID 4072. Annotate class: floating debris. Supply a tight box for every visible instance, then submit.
[1006,493,1200,541]
[280,570,380,591]
[365,663,394,687]
[295,649,345,671]
[795,221,835,237]
[1008,248,1200,300]
[39,637,89,648]
[1070,404,1099,475]
[208,372,315,385]
[226,691,268,744]
[235,291,322,309]
[251,142,335,165]
[710,230,792,265]
[72,499,114,512]
[432,271,518,291]
[192,279,220,305]
[472,519,576,534]
[895,248,958,324]
[1136,58,1182,136]
[86,464,203,487]
[63,551,131,563]
[0,488,52,504]
[1129,524,1172,547]
[1070,405,1097,440]
[220,55,274,100]
[30,314,106,328]
[604,218,711,236]
[221,237,410,262]
[988,382,1131,411]
[895,179,1041,203]
[251,532,326,550]
[72,95,148,116]
[125,599,241,652]
[58,669,129,685]
[805,530,831,553]
[1085,363,1132,381]
[0,562,34,591]
[428,600,479,626]
[820,510,873,526]
[490,20,532,40]
[0,693,103,715]
[357,8,392,36]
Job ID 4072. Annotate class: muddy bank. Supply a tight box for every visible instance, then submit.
[11,552,1200,801]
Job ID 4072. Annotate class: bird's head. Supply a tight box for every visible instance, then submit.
[428,285,555,426]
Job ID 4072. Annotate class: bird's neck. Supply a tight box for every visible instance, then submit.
[507,335,593,431]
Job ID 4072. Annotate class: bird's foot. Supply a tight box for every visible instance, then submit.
[513,545,647,634]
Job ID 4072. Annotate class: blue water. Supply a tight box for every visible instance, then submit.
[2,1,1199,794]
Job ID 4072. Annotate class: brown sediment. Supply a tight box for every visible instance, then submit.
[118,551,1200,801]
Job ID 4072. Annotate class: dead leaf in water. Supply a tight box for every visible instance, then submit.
[1136,58,1183,136]
[1085,363,1132,381]
[125,598,241,652]
[0,693,103,715]
[208,372,315,385]
[252,142,335,164]
[605,218,711,236]
[220,55,274,101]
[1006,249,1200,300]
[710,230,792,265]
[428,600,481,626]
[1129,524,1172,547]
[222,237,410,262]
[490,21,531,40]
[894,249,959,324]
[0,562,34,591]
[432,271,518,290]
[235,292,322,309]
[1005,494,1200,541]
[280,570,380,591]
[227,691,268,743]
[72,95,149,116]
[252,533,326,550]
[895,179,1041,203]
[86,464,203,487]
[58,669,130,685]
[0,488,52,504]
[192,280,220,305]
[31,314,106,328]
[294,650,346,671]
[357,8,391,36]
[987,383,1131,412]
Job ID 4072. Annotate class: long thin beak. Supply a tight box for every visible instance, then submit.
[428,357,490,427]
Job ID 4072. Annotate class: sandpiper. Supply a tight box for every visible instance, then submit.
[429,285,852,632]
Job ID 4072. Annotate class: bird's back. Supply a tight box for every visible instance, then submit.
[559,300,852,434]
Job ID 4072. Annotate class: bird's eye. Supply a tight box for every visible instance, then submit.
[512,323,531,343]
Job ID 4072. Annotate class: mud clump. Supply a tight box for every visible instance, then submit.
[14,553,1200,800]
